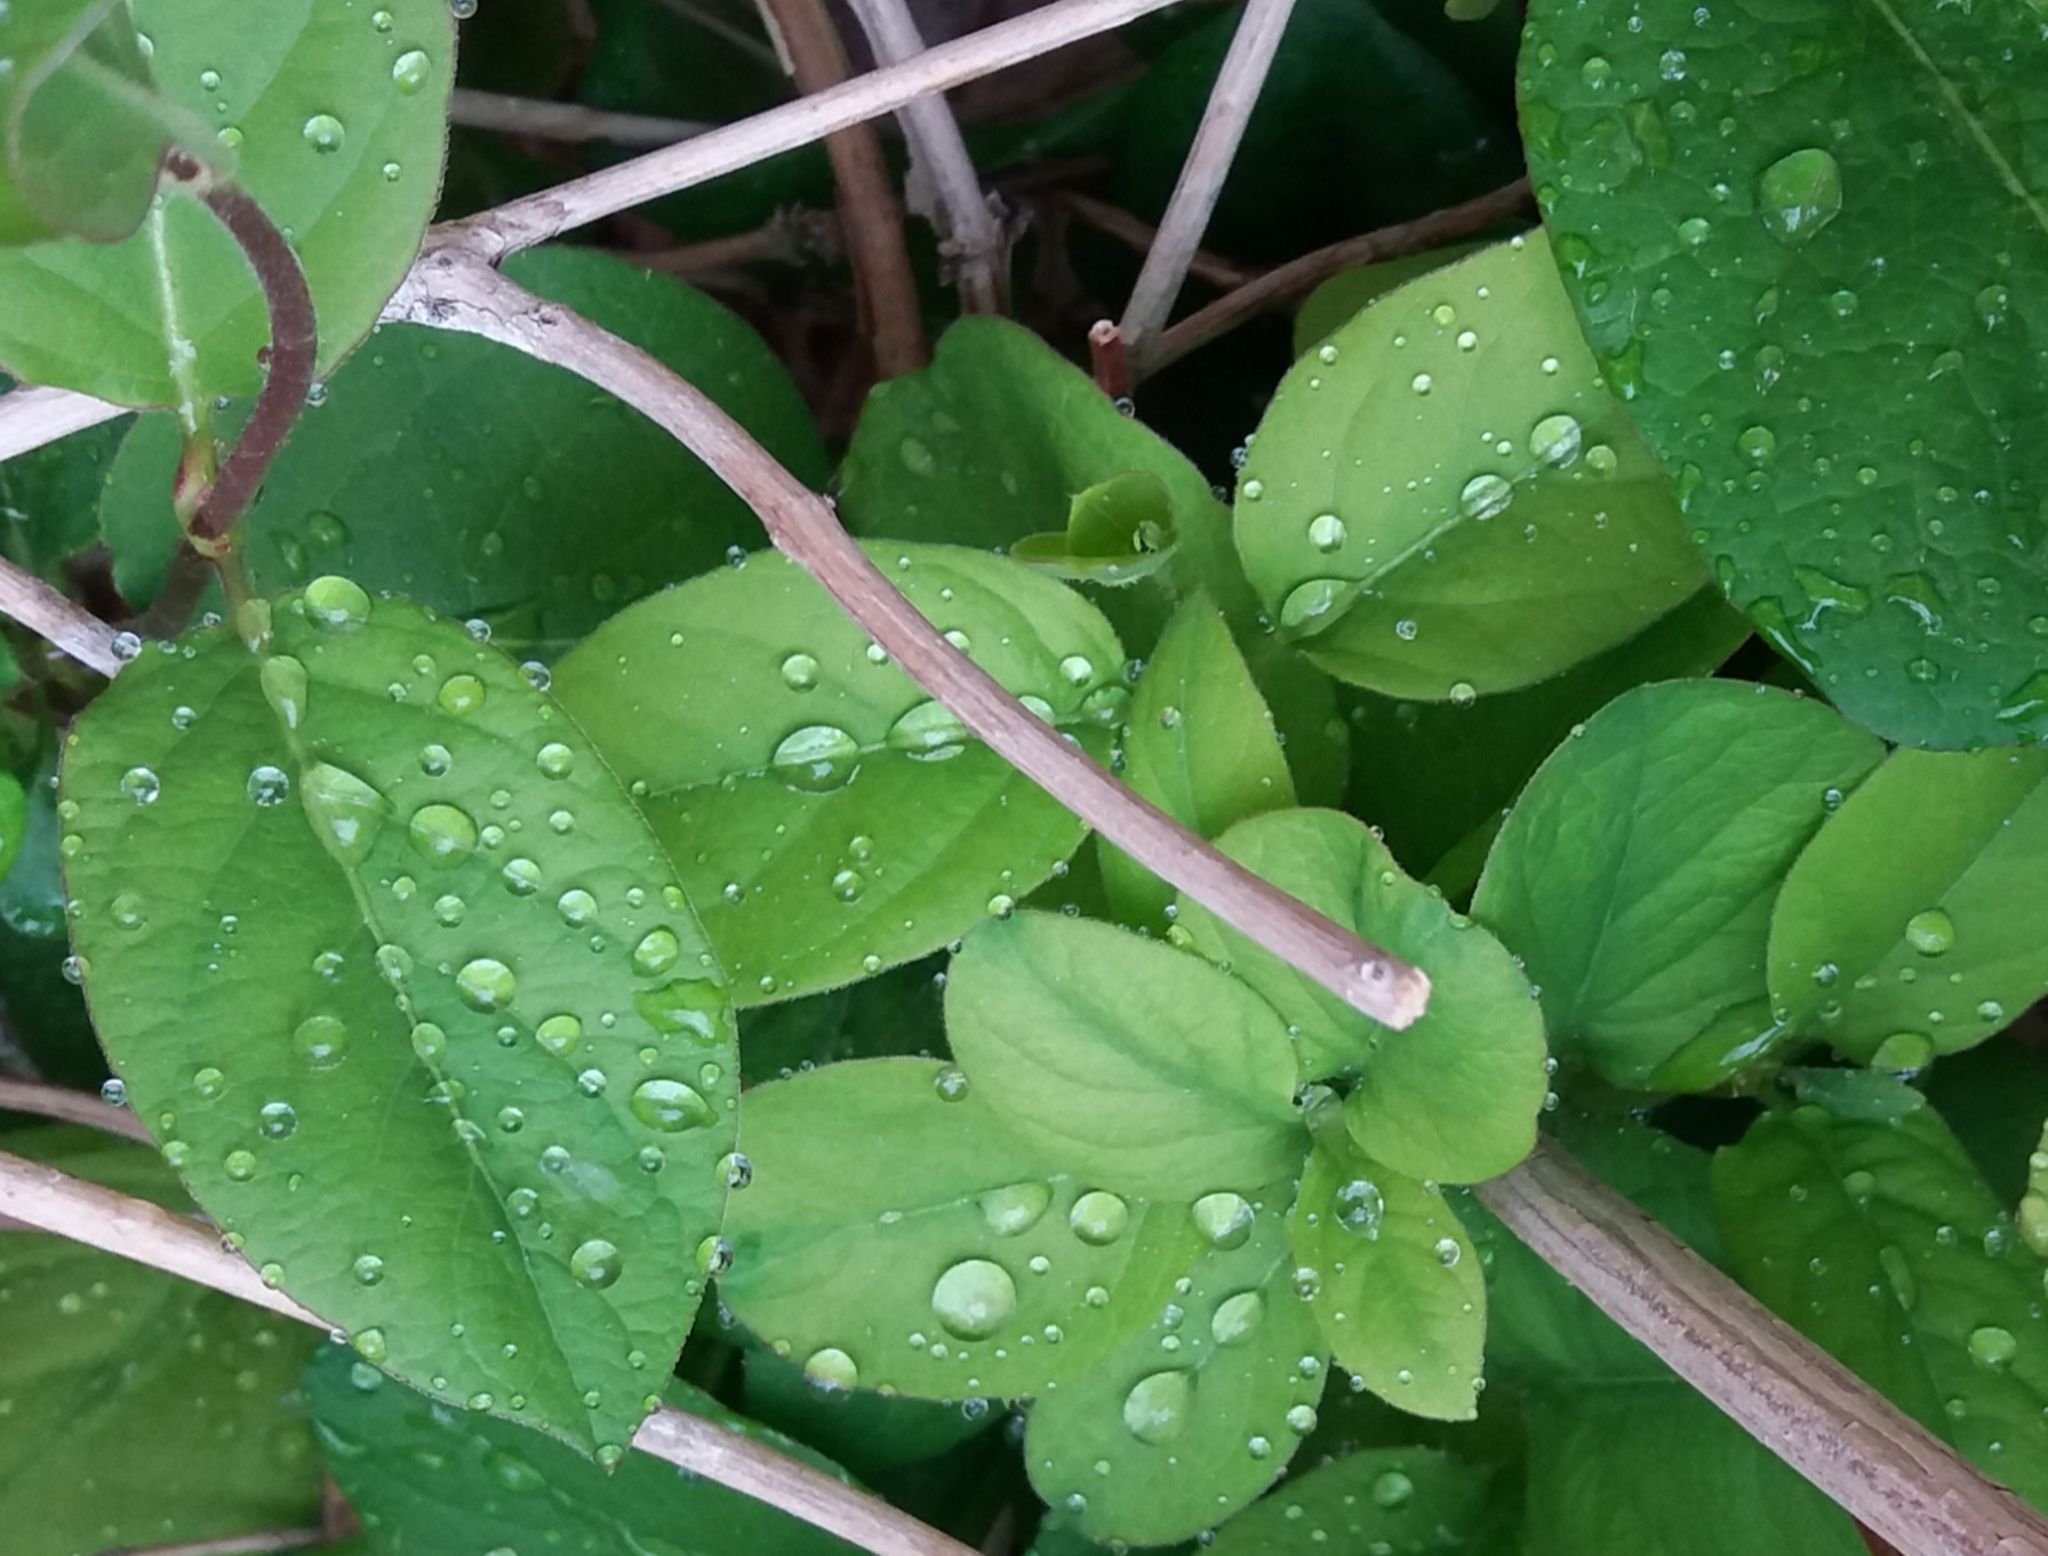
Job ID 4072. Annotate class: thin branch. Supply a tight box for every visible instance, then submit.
[1055,190,1256,289]
[102,1530,327,1556]
[756,0,927,376]
[1144,177,1534,377]
[629,208,841,278]
[446,0,1189,259]
[1087,318,1129,400]
[0,1148,978,1556]
[651,0,783,70]
[1474,1141,2048,1556]
[0,1077,155,1142]
[450,88,713,148]
[0,383,124,462]
[185,178,318,550]
[0,552,123,675]
[386,249,1430,1030]
[845,0,1008,314]
[1117,0,1297,366]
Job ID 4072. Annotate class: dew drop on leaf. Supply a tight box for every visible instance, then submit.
[931,1258,1016,1339]
[978,1181,1052,1236]
[1069,1190,1130,1246]
[1121,1369,1191,1444]
[629,1077,714,1133]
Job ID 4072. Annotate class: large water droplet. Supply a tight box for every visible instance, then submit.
[804,1346,859,1391]
[1968,1325,2017,1369]
[391,48,431,93]
[1279,578,1346,631]
[1210,1289,1264,1346]
[779,653,819,692]
[1333,1177,1384,1239]
[633,928,681,977]
[1307,513,1347,552]
[1529,413,1583,467]
[571,1238,623,1289]
[1757,148,1843,246]
[1191,1191,1253,1250]
[408,803,478,865]
[1459,473,1513,521]
[301,113,346,154]
[1373,1469,1415,1508]
[886,702,967,762]
[771,725,861,793]
[456,958,517,1012]
[293,1013,349,1070]
[247,765,291,806]
[1871,1031,1932,1071]
[302,762,389,865]
[630,1078,714,1133]
[931,1259,1016,1339]
[437,675,486,717]
[978,1181,1052,1236]
[119,766,160,805]
[1904,908,1954,957]
[1069,1190,1130,1246]
[304,575,369,629]
[1122,1370,1191,1444]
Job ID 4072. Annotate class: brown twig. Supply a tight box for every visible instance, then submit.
[1054,190,1256,289]
[0,1148,979,1556]
[101,1531,328,1556]
[756,0,927,376]
[1087,318,1130,399]
[628,208,840,277]
[0,552,124,675]
[1144,177,1534,377]
[184,178,318,551]
[846,0,1008,313]
[385,248,1431,1030]
[0,1076,155,1142]
[1474,1141,2048,1556]
[126,542,216,639]
[1118,0,1298,365]
[450,88,712,148]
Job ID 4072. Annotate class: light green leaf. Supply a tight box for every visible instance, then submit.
[945,912,1306,1199]
[1099,592,1295,928]
[1714,1085,2048,1511]
[1236,232,1705,700]
[1768,747,2048,1066]
[1518,0,2048,748]
[1291,245,1480,357]
[552,543,1125,1004]
[1288,1134,1484,1421]
[1010,470,1179,587]
[837,316,1253,650]
[303,1349,858,1555]
[1177,808,1547,1184]
[0,0,453,405]
[0,1127,323,1556]
[1023,1178,1325,1546]
[0,770,26,885]
[62,583,737,1455]
[1473,682,1884,1090]
[100,246,826,656]
[720,1058,1196,1402]
[1205,1447,1507,1556]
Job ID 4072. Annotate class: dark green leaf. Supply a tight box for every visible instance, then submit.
[720,1058,1197,1401]
[1236,233,1706,701]
[945,911,1306,1199]
[552,543,1125,1004]
[0,409,127,577]
[1714,1085,2048,1510]
[1205,1446,1507,1556]
[1178,808,1547,1183]
[0,768,26,884]
[0,1127,322,1555]
[1473,682,1883,1090]
[100,246,825,655]
[63,583,737,1454]
[304,1348,858,1555]
[1288,1133,1485,1420]
[1768,748,2048,1066]
[0,0,453,405]
[1518,0,2048,747]
[1099,593,1294,928]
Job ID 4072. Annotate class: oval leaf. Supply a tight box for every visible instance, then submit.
[1768,747,2048,1066]
[1235,232,1705,700]
[945,912,1307,1199]
[62,583,738,1455]
[552,543,1126,1004]
[1178,808,1547,1184]
[1519,0,2048,747]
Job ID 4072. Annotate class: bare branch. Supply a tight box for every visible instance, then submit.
[845,0,1008,314]
[101,1530,327,1556]
[386,249,1430,1030]
[0,384,124,462]
[755,0,927,376]
[0,1077,155,1142]
[1474,1141,2048,1556]
[450,88,713,148]
[1144,177,1534,377]
[0,1147,979,1556]
[1055,191,1256,289]
[1117,0,1297,366]
[0,552,123,675]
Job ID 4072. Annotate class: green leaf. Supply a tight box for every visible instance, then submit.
[1022,1176,1325,1546]
[1713,1085,2048,1511]
[1342,586,1750,881]
[0,0,453,406]
[945,912,1306,1199]
[1010,470,1179,587]
[1236,233,1705,700]
[740,1343,993,1478]
[0,769,26,885]
[720,1058,1197,1402]
[62,583,737,1455]
[1291,245,1481,357]
[1177,808,1547,1184]
[0,1127,322,1556]
[837,317,1252,650]
[554,543,1124,1004]
[1767,747,2048,1066]
[1473,682,1884,1091]
[1204,1447,1507,1556]
[303,1348,858,1555]
[100,246,826,656]
[1518,0,2048,749]
[1288,1134,1485,1421]
[1099,592,1295,928]
[0,408,128,578]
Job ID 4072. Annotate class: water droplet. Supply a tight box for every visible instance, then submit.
[119,766,160,805]
[557,888,597,926]
[1459,473,1513,520]
[887,701,968,762]
[408,803,478,865]
[1333,1177,1384,1239]
[932,1065,970,1100]
[293,1014,349,1070]
[110,892,147,930]
[978,1181,1052,1236]
[630,1078,714,1132]
[302,762,388,865]
[437,675,486,717]
[1434,1237,1462,1267]
[1904,908,1954,957]
[258,1101,297,1139]
[303,575,369,630]
[931,1259,1016,1339]
[1757,148,1843,245]
[898,436,936,475]
[1211,1290,1264,1345]
[224,1148,258,1182]
[1968,1325,2017,1369]
[391,48,431,93]
[570,1238,623,1289]
[456,958,517,1012]
[1305,512,1348,553]
[804,1346,858,1391]
[260,656,309,730]
[1069,1190,1130,1245]
[632,928,680,976]
[1279,578,1346,630]
[1737,425,1777,464]
[300,112,346,153]
[1373,1469,1415,1508]
[1122,1370,1191,1444]
[772,725,861,792]
[1871,1031,1932,1071]
[1191,1192,1253,1249]
[635,978,727,1044]
[1528,413,1583,467]
[779,652,819,691]
[1284,1403,1318,1434]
